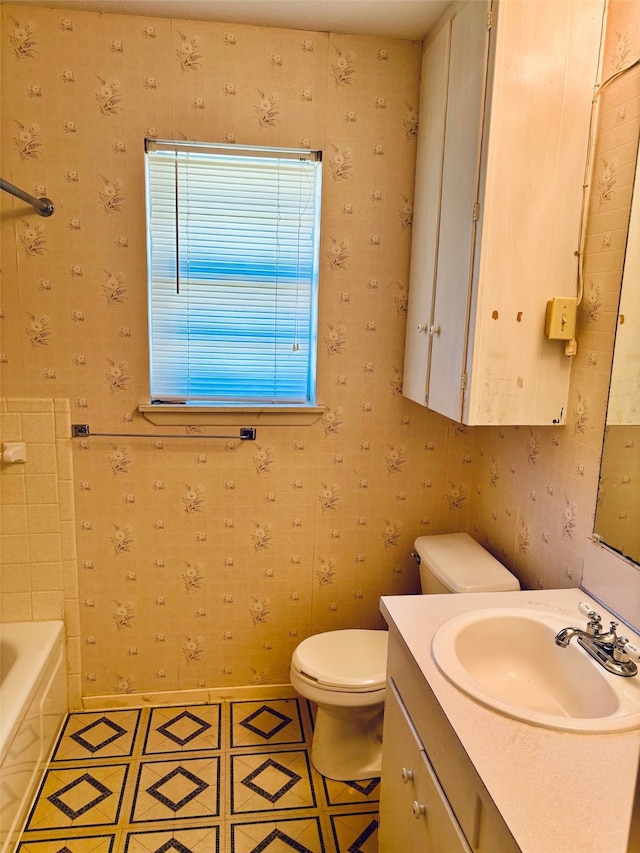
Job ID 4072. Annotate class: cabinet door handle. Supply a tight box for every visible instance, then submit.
[417,323,429,333]
[401,767,414,784]
[429,324,441,336]
[412,800,427,819]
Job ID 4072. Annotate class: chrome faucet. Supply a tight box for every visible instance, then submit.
[555,603,638,677]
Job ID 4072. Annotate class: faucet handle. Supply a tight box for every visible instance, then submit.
[614,637,630,663]
[578,601,601,621]
[578,601,602,634]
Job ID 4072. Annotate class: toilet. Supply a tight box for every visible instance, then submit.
[290,532,520,781]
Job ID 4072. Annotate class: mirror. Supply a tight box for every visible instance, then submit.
[594,135,640,565]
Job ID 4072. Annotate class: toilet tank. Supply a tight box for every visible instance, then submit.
[414,532,521,594]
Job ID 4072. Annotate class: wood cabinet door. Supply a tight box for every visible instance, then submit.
[403,21,451,407]
[379,682,472,852]
[427,0,492,422]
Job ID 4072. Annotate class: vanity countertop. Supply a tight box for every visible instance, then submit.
[380,587,640,852]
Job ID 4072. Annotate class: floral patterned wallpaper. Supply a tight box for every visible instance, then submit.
[1,1,639,704]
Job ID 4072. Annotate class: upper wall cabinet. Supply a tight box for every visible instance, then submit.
[403,0,604,425]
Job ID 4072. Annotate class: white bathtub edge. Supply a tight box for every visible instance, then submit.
[0,620,68,853]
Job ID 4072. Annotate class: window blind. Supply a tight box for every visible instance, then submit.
[145,140,322,405]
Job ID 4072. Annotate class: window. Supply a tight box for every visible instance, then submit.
[145,139,322,407]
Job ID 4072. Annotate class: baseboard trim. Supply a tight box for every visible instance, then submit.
[82,682,298,710]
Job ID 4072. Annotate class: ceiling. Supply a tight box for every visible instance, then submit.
[7,0,451,40]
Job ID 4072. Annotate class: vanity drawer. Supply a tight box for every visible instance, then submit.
[379,680,472,852]
[387,627,519,852]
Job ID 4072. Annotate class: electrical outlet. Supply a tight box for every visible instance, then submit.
[545,297,577,340]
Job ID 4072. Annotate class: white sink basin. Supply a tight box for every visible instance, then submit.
[431,608,640,733]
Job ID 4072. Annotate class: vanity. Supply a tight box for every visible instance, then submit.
[379,588,640,852]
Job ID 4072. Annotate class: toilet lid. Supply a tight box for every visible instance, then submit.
[292,629,388,689]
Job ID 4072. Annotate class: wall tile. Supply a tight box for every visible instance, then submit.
[20,413,56,443]
[1,595,33,621]
[0,472,27,505]
[1,563,32,594]
[1,396,78,663]
[26,503,61,534]
[2,534,30,564]
[29,561,63,591]
[24,472,58,504]
[29,533,63,564]
[0,412,22,439]
[31,590,64,620]
[1,504,27,535]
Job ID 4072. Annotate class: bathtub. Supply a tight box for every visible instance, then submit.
[0,621,68,852]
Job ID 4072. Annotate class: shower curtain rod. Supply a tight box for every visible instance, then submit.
[0,178,55,216]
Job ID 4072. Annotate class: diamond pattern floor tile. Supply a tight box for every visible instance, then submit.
[130,757,220,823]
[230,751,316,815]
[329,812,379,853]
[17,700,380,852]
[230,816,326,853]
[230,700,305,747]
[144,706,221,755]
[25,765,129,831]
[53,711,140,761]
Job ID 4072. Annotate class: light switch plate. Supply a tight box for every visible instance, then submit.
[545,297,577,340]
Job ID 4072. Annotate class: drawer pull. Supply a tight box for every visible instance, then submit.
[401,767,414,784]
[412,800,427,819]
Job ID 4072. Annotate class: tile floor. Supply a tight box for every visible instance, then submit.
[17,698,380,853]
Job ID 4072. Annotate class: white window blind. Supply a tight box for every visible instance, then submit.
[145,139,322,405]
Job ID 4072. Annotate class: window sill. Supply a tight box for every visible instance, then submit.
[138,404,325,427]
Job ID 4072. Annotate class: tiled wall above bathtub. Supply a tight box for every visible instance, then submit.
[0,397,81,707]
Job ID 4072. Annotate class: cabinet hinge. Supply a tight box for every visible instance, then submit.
[487,9,493,30]
[472,202,480,222]
[460,371,467,390]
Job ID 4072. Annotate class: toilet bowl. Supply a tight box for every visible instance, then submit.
[290,629,388,781]
[291,532,520,781]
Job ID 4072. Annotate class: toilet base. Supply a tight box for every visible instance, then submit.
[310,701,384,781]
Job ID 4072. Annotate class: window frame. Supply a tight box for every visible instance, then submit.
[143,138,323,418]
